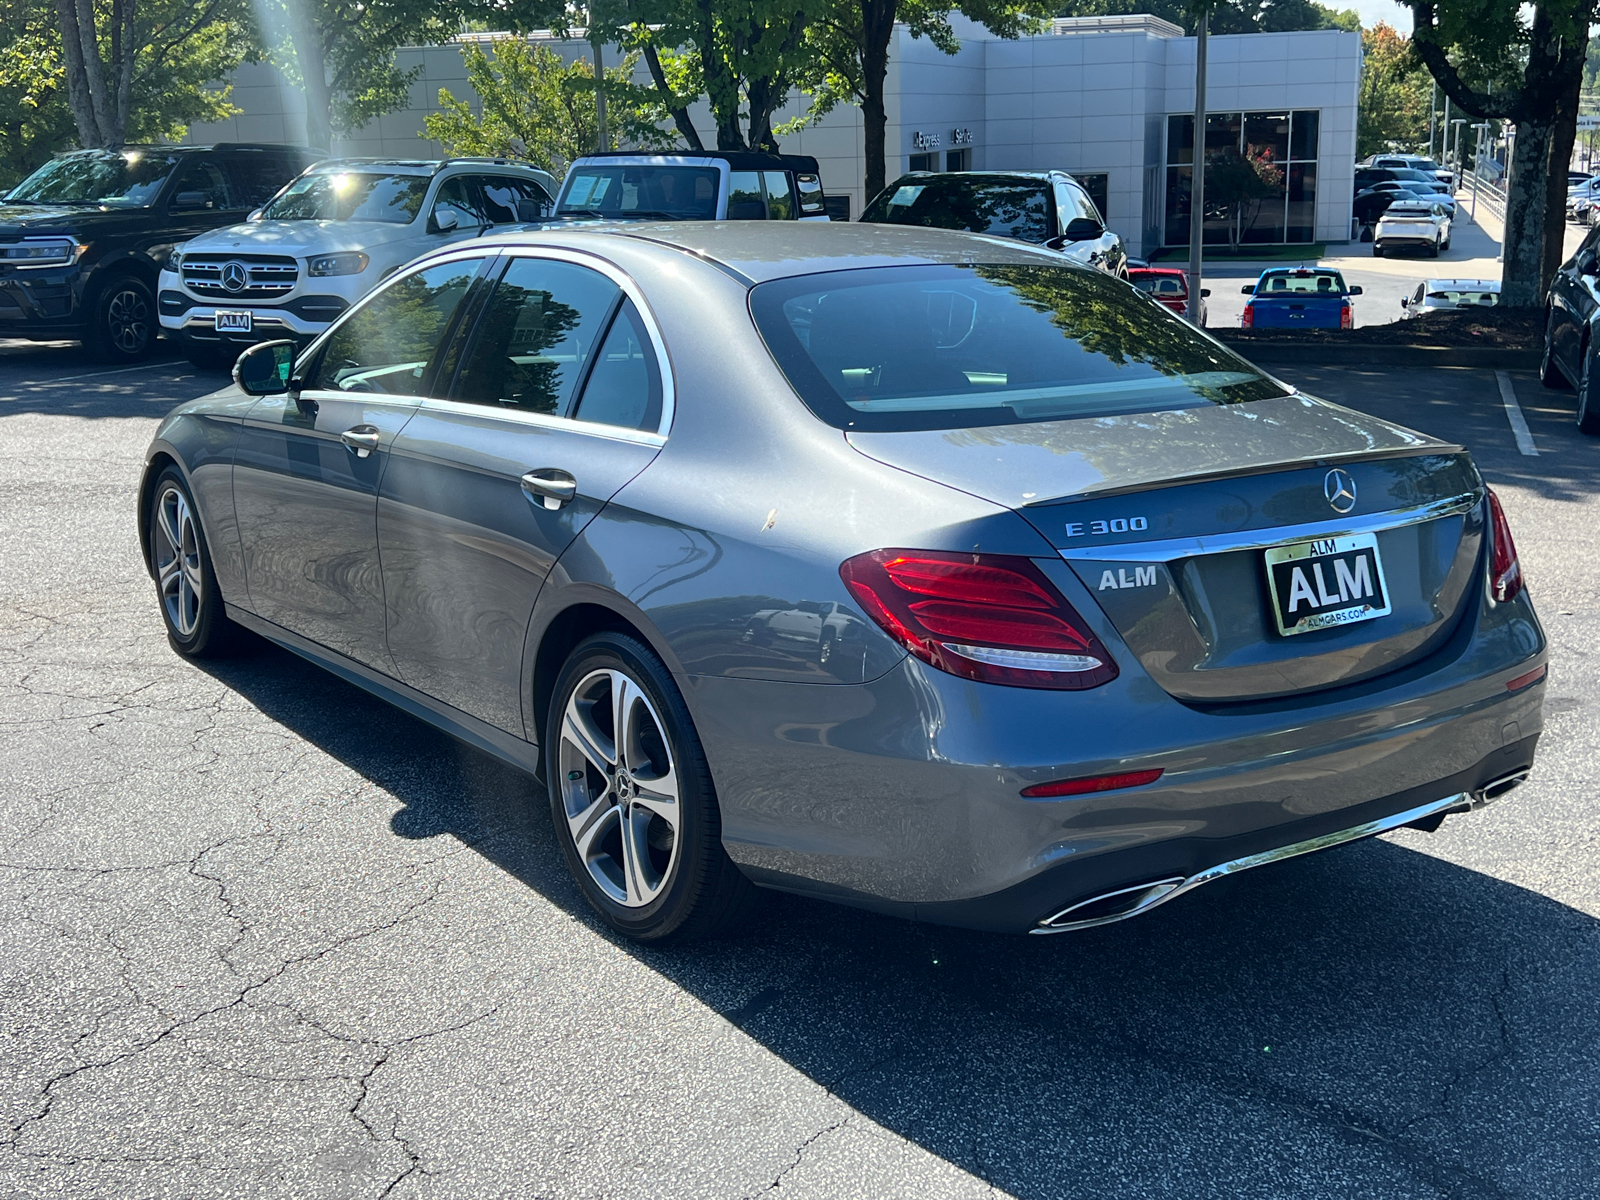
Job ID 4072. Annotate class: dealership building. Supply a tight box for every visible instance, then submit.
[190,15,1361,259]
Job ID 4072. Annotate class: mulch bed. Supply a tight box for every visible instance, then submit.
[1215,309,1541,350]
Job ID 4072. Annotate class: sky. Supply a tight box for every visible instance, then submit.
[1346,0,1412,31]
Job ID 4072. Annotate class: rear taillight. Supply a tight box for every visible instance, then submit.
[840,549,1118,690]
[1487,488,1523,603]
[1241,304,1254,328]
[1340,301,1353,329]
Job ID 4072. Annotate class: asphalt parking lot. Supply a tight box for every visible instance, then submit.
[1,338,1596,1199]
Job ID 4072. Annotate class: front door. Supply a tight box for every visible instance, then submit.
[379,252,667,734]
[232,255,487,672]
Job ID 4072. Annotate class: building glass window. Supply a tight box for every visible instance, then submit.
[945,149,971,172]
[1164,110,1320,246]
[908,153,937,172]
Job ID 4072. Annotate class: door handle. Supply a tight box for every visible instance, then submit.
[341,425,381,458]
[521,468,578,510]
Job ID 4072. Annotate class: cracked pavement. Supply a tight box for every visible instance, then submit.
[1,340,1597,1199]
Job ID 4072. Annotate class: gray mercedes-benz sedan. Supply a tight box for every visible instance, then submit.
[138,223,1547,942]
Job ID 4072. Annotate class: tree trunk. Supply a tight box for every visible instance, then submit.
[1541,69,1582,298]
[110,0,136,147]
[286,7,334,151]
[1501,116,1551,308]
[53,0,103,146]
[641,42,703,151]
[73,0,117,144]
[694,0,745,149]
[860,0,894,199]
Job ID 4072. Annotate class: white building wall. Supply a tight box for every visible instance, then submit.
[187,19,1361,254]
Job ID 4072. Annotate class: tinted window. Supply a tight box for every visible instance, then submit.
[263,172,429,223]
[305,259,482,395]
[480,176,551,223]
[573,300,663,432]
[558,166,719,219]
[728,171,765,220]
[862,176,1052,243]
[227,154,302,208]
[169,159,234,210]
[750,263,1286,433]
[451,258,621,415]
[432,177,487,229]
[1054,181,1099,225]
[7,150,181,206]
[763,171,795,220]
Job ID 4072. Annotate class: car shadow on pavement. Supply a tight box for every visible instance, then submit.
[0,344,225,419]
[202,638,1599,1197]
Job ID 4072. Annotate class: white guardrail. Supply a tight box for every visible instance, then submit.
[1461,169,1508,225]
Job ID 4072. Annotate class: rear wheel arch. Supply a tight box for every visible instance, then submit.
[137,450,182,576]
[530,602,667,765]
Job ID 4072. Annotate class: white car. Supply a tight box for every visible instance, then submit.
[1373,199,1452,258]
[1401,278,1499,317]
[160,157,558,367]
[1369,154,1454,189]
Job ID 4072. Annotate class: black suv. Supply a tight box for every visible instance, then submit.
[859,170,1127,276]
[0,144,321,360]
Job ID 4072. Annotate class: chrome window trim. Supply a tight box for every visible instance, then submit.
[1055,490,1480,564]
[414,395,667,448]
[494,244,677,440]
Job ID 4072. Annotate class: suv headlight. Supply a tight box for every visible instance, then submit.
[2,238,86,269]
[307,251,370,277]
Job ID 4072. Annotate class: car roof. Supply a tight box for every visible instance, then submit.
[1385,201,1436,211]
[1127,266,1185,277]
[470,221,1074,285]
[575,150,822,174]
[304,157,554,178]
[54,143,322,157]
[895,170,1054,184]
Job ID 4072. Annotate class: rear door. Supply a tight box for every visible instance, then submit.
[1550,225,1600,376]
[378,251,668,734]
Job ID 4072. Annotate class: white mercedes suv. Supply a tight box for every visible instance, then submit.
[159,157,558,367]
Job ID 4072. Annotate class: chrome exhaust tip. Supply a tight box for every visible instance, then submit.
[1471,769,1530,807]
[1038,877,1185,932]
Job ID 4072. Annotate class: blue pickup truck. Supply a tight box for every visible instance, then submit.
[1240,268,1363,329]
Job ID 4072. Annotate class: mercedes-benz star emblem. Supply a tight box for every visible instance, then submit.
[220,261,248,293]
[1324,467,1358,514]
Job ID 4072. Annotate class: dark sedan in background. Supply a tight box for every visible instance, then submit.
[140,223,1545,944]
[0,144,319,360]
[859,170,1127,276]
[1540,222,1600,433]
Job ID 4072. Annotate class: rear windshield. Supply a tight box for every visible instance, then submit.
[557,166,720,219]
[750,263,1287,433]
[1428,290,1498,305]
[1129,273,1187,297]
[861,177,1052,242]
[1255,271,1349,295]
[261,172,429,223]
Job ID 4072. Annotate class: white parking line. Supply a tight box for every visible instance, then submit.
[1495,370,1539,456]
[24,360,181,386]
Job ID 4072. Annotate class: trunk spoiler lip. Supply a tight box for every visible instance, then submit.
[1053,486,1481,564]
[1024,441,1468,508]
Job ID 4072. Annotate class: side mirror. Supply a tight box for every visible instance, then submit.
[248,208,264,222]
[431,208,460,234]
[515,199,548,222]
[1241,284,1256,294]
[1401,297,1409,307]
[1060,216,1104,241]
[1348,285,1364,295]
[171,191,210,210]
[1200,288,1210,297]
[234,340,296,396]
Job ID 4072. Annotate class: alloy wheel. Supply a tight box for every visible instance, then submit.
[106,287,151,355]
[153,485,203,637]
[557,668,682,907]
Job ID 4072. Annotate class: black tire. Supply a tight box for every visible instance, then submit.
[147,466,241,658]
[1372,244,1383,258]
[1541,312,1570,389]
[1427,237,1440,258]
[1578,343,1600,435]
[87,275,157,362]
[545,632,759,942]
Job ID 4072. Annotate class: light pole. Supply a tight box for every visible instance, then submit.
[1186,11,1208,324]
[590,2,608,153]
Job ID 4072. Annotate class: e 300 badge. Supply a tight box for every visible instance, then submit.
[1064,516,1149,538]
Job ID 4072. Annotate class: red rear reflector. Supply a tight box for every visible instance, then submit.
[1486,489,1523,603]
[1506,664,1546,692]
[1022,769,1164,799]
[1241,304,1254,328]
[840,549,1118,690]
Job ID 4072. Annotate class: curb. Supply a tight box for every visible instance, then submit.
[1213,341,1542,370]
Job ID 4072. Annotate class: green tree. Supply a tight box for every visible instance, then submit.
[1407,0,1594,307]
[424,40,677,172]
[254,0,464,151]
[44,0,245,151]
[795,0,1049,200]
[1357,22,1432,158]
[1056,0,1358,34]
[0,0,75,184]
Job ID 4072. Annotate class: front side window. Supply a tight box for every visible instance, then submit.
[751,263,1287,433]
[262,172,430,224]
[169,160,234,211]
[862,176,1053,243]
[1054,181,1100,227]
[431,177,487,230]
[451,258,622,415]
[558,166,719,219]
[304,258,482,395]
[480,176,552,223]
[6,150,181,207]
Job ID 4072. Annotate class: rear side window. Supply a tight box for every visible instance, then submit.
[728,171,766,220]
[763,171,796,220]
[796,173,825,215]
[572,299,663,432]
[450,257,621,415]
[750,263,1286,433]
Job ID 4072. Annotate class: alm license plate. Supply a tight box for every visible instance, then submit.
[1264,532,1391,637]
[214,310,252,333]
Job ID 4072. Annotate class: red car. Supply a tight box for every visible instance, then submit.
[1127,267,1207,326]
